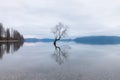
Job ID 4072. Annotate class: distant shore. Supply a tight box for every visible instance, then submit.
[0,40,22,42]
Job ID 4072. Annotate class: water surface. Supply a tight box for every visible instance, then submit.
[0,42,120,80]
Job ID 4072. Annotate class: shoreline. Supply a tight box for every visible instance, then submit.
[0,40,22,42]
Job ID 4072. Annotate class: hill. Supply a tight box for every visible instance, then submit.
[74,36,120,45]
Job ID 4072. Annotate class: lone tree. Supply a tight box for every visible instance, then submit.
[52,22,68,45]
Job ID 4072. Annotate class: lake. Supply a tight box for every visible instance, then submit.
[0,42,120,80]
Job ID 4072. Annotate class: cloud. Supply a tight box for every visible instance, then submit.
[0,0,120,38]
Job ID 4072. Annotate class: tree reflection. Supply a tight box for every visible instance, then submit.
[52,43,71,65]
[0,42,24,59]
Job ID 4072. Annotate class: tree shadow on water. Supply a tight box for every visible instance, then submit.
[0,42,24,59]
[52,43,71,65]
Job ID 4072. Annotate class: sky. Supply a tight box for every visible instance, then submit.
[0,0,120,38]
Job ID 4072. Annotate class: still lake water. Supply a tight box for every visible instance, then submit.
[0,42,120,80]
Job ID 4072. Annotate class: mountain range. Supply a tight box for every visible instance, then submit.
[24,36,120,45]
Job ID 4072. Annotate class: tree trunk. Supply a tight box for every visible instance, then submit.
[53,39,57,47]
[53,38,60,47]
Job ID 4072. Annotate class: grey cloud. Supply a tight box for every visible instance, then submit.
[0,0,120,38]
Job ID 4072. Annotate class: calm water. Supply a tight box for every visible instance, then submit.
[0,42,120,80]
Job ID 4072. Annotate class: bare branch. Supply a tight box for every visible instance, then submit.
[52,22,68,42]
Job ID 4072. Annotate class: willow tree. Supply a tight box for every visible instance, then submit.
[52,23,68,46]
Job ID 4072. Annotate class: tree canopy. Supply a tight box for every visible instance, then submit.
[52,22,68,45]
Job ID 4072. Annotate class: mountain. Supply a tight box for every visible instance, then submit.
[24,38,72,43]
[24,38,54,42]
[24,36,120,45]
[74,36,120,45]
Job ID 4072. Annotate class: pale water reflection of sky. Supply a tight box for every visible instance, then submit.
[0,0,120,38]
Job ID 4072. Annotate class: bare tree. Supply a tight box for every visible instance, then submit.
[0,23,5,39]
[13,30,23,41]
[52,22,68,45]
[0,22,24,42]
[6,28,10,40]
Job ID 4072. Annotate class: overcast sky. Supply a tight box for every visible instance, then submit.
[0,0,120,38]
